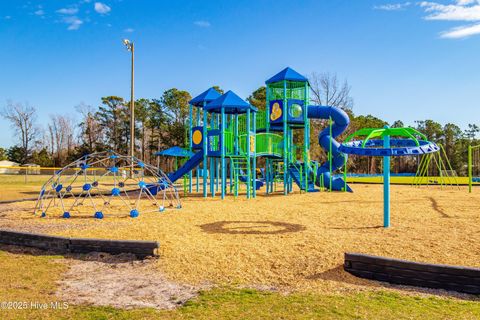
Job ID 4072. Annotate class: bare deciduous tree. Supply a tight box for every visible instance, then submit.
[306,73,354,160]
[76,103,103,153]
[47,114,76,166]
[309,72,353,111]
[1,101,39,163]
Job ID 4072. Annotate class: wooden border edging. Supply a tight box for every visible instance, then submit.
[344,253,480,295]
[0,230,158,258]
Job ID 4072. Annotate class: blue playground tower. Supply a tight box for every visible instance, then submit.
[162,67,352,199]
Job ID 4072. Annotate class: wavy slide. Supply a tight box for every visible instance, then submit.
[307,106,352,192]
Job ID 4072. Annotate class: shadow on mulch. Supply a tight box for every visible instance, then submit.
[199,220,306,235]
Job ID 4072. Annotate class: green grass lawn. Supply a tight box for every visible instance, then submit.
[0,250,478,320]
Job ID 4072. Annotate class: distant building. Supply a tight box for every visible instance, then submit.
[0,160,20,174]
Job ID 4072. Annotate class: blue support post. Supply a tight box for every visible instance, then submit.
[289,127,293,193]
[283,80,288,195]
[221,109,226,199]
[234,114,239,196]
[203,104,208,197]
[188,104,193,193]
[329,117,333,192]
[252,111,256,198]
[265,85,271,195]
[383,130,391,228]
[303,81,309,193]
[210,112,215,197]
[196,107,201,192]
[246,108,251,199]
[266,159,270,194]
[216,114,220,192]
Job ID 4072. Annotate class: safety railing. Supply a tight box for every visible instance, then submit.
[237,133,283,158]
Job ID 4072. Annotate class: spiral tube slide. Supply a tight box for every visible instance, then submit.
[307,106,353,192]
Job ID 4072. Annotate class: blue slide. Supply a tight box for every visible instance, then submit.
[238,168,264,190]
[167,150,204,183]
[307,106,352,192]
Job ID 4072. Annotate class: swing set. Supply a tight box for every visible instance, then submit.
[412,144,459,188]
[468,144,480,193]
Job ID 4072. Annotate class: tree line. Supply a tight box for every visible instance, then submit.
[1,74,479,176]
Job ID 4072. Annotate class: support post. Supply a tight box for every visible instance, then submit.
[210,113,215,197]
[203,105,208,197]
[196,107,201,192]
[188,104,193,193]
[469,145,472,193]
[383,132,391,228]
[283,80,288,195]
[246,108,251,199]
[253,111,257,198]
[221,109,226,199]
[329,117,333,192]
[303,82,309,192]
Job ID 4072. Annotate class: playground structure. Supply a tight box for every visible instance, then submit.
[164,67,351,199]
[34,151,181,219]
[468,144,480,192]
[339,126,439,227]
[412,144,459,188]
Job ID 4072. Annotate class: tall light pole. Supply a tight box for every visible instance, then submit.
[123,39,135,161]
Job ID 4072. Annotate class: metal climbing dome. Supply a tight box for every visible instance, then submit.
[34,151,181,219]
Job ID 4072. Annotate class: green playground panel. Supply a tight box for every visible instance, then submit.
[268,80,307,100]
[233,111,268,134]
[238,133,284,157]
[224,127,284,158]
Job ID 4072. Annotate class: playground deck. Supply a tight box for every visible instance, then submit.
[1,184,479,294]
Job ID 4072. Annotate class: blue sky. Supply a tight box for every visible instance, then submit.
[1,0,479,147]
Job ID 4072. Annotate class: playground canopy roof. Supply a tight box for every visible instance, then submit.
[155,146,194,158]
[189,87,222,107]
[204,90,258,114]
[265,67,309,84]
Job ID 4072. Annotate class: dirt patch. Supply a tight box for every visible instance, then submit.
[56,252,201,310]
[200,220,306,235]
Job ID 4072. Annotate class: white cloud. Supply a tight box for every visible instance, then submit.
[417,0,480,38]
[194,20,211,27]
[440,22,480,38]
[34,9,45,16]
[4,16,11,20]
[56,7,79,15]
[377,1,480,39]
[374,2,411,11]
[94,2,111,14]
[62,16,83,30]
[419,1,480,21]
[456,0,477,5]
[124,28,134,33]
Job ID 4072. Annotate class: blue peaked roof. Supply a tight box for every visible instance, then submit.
[189,87,222,107]
[155,146,194,158]
[205,90,257,114]
[265,67,308,84]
